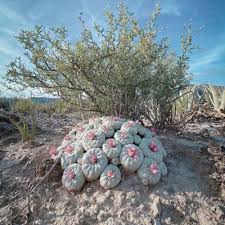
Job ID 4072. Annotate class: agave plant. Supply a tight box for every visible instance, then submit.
[176,84,197,112]
[205,84,225,111]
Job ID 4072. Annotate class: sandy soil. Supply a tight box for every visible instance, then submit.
[0,114,225,225]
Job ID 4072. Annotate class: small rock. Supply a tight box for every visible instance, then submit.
[49,198,54,203]
[130,197,136,205]
[31,203,39,217]
[211,205,224,220]
[138,204,145,211]
[152,218,161,225]
[150,196,161,218]
[126,191,136,200]
[164,217,172,224]
[86,187,93,194]
[97,210,109,221]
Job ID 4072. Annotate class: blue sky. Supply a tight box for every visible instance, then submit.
[0,0,225,96]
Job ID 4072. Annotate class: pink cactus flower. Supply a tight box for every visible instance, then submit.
[64,144,74,153]
[108,139,115,148]
[111,116,120,121]
[90,154,98,164]
[90,115,98,123]
[124,121,135,128]
[128,147,138,159]
[65,169,76,180]
[149,163,159,175]
[107,170,114,177]
[149,142,159,152]
[103,125,109,133]
[64,134,71,141]
[135,120,141,125]
[86,131,96,140]
[128,121,135,126]
[49,145,57,157]
[78,126,85,132]
[150,127,157,136]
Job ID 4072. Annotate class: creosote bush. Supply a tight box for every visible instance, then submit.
[51,116,168,191]
[3,2,194,128]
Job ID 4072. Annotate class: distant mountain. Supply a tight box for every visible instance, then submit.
[31,97,59,104]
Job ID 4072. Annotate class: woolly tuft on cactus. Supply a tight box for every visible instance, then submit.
[98,125,114,138]
[121,121,138,135]
[151,137,167,158]
[75,124,94,141]
[82,148,108,181]
[62,164,85,192]
[114,130,133,145]
[139,138,164,163]
[137,158,161,186]
[49,144,59,160]
[120,144,144,172]
[100,164,121,189]
[61,134,74,148]
[102,138,122,159]
[49,144,64,161]
[150,127,157,136]
[102,116,126,130]
[89,116,102,126]
[61,142,84,169]
[81,129,106,151]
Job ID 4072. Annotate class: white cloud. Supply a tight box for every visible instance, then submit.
[161,0,181,16]
[0,27,15,36]
[190,44,225,71]
[0,43,21,57]
[0,1,30,27]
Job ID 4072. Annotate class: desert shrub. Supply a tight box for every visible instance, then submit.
[3,3,194,127]
[36,99,72,117]
[11,112,37,142]
[51,99,72,114]
[11,99,36,113]
[10,99,38,142]
[0,97,18,110]
[0,97,11,110]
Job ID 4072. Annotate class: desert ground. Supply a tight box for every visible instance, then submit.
[0,112,225,225]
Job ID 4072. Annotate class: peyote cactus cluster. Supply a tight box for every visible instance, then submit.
[50,116,168,191]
